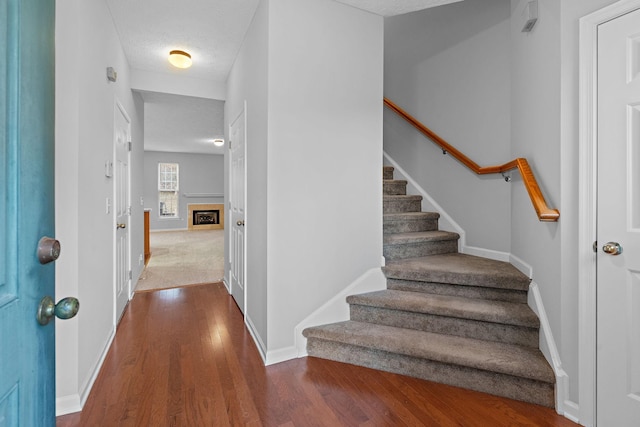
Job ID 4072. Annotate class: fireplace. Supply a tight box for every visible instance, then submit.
[188,203,224,230]
[193,210,220,225]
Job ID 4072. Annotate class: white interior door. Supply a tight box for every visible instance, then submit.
[114,102,131,323]
[229,107,246,313]
[597,8,640,425]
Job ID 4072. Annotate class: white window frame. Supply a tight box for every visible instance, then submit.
[158,162,179,218]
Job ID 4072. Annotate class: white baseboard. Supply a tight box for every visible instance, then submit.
[265,346,299,366]
[294,268,387,358]
[528,282,575,416]
[461,245,510,262]
[56,327,116,416]
[246,314,267,363]
[55,394,81,417]
[510,253,533,279]
[562,400,581,424]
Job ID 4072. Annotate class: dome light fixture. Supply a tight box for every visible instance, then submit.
[213,138,225,147]
[168,50,192,69]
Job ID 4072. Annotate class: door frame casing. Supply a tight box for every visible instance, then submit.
[579,1,640,425]
[113,99,132,325]
[228,101,247,315]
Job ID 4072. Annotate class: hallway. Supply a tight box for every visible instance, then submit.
[56,283,578,426]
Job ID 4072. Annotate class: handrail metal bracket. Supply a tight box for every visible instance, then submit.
[502,172,511,183]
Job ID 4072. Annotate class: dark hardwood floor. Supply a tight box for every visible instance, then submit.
[56,283,579,427]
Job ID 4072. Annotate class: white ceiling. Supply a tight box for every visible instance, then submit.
[140,92,226,155]
[106,0,462,154]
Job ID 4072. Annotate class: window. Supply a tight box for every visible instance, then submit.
[158,163,179,217]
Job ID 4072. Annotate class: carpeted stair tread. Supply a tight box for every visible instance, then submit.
[386,278,528,303]
[383,166,394,180]
[384,212,440,234]
[347,290,539,328]
[383,195,423,214]
[383,180,408,195]
[384,230,459,245]
[383,195,422,200]
[303,321,555,384]
[384,253,530,291]
[383,212,440,221]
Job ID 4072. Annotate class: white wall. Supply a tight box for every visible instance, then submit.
[383,0,512,252]
[55,0,144,414]
[509,0,618,412]
[226,0,383,360]
[509,0,562,389]
[225,0,270,353]
[266,0,383,356]
[143,151,224,231]
[131,69,227,101]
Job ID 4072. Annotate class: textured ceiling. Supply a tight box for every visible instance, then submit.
[106,0,260,83]
[140,92,225,155]
[106,0,463,154]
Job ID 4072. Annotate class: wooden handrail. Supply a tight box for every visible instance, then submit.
[384,98,559,222]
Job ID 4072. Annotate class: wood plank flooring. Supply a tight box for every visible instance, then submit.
[56,283,579,427]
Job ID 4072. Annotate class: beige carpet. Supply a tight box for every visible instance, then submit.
[135,229,224,292]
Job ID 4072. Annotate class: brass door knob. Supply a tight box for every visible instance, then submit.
[602,242,622,255]
[117,223,126,229]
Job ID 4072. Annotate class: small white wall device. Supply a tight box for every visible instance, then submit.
[521,0,538,33]
[106,67,117,82]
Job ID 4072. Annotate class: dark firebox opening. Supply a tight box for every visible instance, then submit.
[193,210,220,225]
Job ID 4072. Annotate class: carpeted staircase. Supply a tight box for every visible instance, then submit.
[303,165,555,407]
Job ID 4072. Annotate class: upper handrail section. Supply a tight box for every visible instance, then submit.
[384,98,559,222]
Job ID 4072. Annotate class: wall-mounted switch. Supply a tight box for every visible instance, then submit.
[105,161,113,178]
[522,0,538,33]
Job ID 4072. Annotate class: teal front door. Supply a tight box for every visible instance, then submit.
[1,0,57,425]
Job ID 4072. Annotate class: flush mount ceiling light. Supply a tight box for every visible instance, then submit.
[213,139,224,147]
[168,50,192,69]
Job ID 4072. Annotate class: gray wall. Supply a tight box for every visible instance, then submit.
[384,0,512,252]
[143,151,224,231]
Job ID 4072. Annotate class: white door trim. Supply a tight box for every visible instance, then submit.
[228,101,247,316]
[579,1,640,425]
[113,99,132,325]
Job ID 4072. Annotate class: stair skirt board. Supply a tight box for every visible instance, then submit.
[307,338,555,408]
